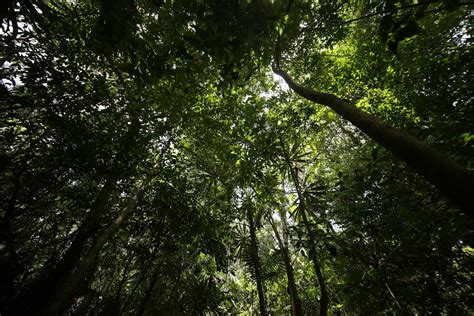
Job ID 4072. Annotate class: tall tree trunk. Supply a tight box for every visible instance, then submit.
[10,178,116,316]
[37,140,170,315]
[280,139,329,316]
[269,213,303,316]
[40,175,153,315]
[46,177,115,280]
[248,211,268,316]
[273,68,474,217]
[301,211,329,316]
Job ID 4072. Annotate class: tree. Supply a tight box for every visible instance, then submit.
[273,67,474,217]
[1,0,472,315]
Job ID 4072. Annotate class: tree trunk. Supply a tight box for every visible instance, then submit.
[10,178,116,316]
[40,176,152,315]
[248,211,268,316]
[47,177,115,279]
[37,140,171,315]
[269,213,303,316]
[280,139,329,316]
[274,68,474,217]
[301,211,329,316]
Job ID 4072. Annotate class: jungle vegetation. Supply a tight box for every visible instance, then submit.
[1,0,473,315]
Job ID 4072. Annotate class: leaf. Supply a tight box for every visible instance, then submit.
[460,133,474,144]
[300,249,307,258]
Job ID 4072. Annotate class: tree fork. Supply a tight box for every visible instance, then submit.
[274,68,474,217]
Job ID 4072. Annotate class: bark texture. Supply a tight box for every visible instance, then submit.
[274,69,474,217]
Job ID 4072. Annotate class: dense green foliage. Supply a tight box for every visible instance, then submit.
[1,0,473,315]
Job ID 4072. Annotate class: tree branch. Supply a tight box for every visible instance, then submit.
[272,68,474,217]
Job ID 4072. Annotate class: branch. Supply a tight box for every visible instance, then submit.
[341,3,429,25]
[272,68,474,216]
[272,67,345,108]
[272,0,294,70]
[342,1,474,25]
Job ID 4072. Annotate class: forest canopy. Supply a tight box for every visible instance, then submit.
[1,0,473,315]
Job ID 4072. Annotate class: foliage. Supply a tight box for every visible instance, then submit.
[0,0,472,315]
